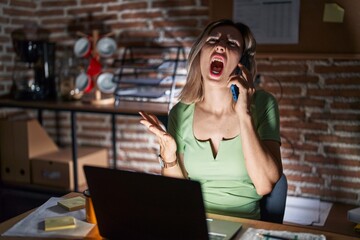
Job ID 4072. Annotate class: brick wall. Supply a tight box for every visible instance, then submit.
[0,0,359,205]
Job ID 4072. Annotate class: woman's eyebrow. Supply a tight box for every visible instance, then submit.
[227,35,240,46]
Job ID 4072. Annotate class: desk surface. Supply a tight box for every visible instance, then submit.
[0,193,358,240]
[0,98,169,115]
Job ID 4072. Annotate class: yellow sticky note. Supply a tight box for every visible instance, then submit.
[58,196,85,211]
[44,216,76,231]
[323,3,344,23]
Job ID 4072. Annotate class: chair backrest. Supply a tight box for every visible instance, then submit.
[260,173,288,223]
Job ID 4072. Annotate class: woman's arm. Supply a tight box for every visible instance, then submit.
[239,111,282,195]
[139,111,186,179]
[161,153,187,179]
[229,65,282,195]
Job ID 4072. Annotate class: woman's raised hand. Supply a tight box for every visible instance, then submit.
[227,63,255,114]
[139,111,177,163]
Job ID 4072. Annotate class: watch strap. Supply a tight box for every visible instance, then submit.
[158,155,177,168]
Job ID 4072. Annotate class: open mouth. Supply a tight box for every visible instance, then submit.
[210,57,224,77]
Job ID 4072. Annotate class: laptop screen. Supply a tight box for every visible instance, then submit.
[84,166,209,240]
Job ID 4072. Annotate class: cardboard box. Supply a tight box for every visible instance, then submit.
[0,117,58,183]
[31,147,108,191]
[348,207,360,223]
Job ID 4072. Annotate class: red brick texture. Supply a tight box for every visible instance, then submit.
[0,0,359,205]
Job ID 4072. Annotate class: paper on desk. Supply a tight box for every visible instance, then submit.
[240,227,326,240]
[313,201,333,226]
[283,196,333,226]
[2,197,94,239]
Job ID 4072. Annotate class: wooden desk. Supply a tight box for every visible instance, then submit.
[285,202,360,238]
[0,98,169,191]
[0,193,358,240]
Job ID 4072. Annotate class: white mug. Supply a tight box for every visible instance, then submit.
[74,37,92,58]
[96,37,117,58]
[96,72,116,94]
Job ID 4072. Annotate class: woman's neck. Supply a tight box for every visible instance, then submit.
[198,83,234,114]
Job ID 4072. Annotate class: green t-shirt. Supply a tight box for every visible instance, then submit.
[167,90,281,219]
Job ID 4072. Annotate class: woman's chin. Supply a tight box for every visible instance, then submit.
[209,71,223,80]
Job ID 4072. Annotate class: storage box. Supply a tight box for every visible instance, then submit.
[31,147,108,191]
[348,207,360,223]
[0,117,58,183]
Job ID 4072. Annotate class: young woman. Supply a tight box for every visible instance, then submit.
[139,19,282,219]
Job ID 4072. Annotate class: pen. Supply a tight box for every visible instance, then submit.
[256,232,296,240]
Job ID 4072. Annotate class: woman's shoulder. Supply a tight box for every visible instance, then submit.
[169,101,195,115]
[253,89,278,105]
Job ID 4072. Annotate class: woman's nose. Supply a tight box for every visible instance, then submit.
[215,44,225,53]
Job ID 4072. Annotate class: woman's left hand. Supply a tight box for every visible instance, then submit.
[227,63,255,113]
[139,111,177,163]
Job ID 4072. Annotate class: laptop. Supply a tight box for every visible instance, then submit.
[84,165,242,240]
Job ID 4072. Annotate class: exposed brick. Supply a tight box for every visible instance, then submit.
[110,21,148,30]
[107,2,147,12]
[307,88,360,98]
[287,184,296,192]
[36,9,64,17]
[164,29,201,38]
[281,131,302,142]
[265,85,302,96]
[122,11,163,20]
[279,109,305,119]
[331,101,360,110]
[301,187,358,200]
[282,163,312,173]
[281,120,328,131]
[310,112,360,121]
[262,75,319,84]
[119,30,159,39]
[167,8,209,17]
[41,0,77,7]
[0,0,359,207]
[325,77,360,85]
[279,98,325,108]
[10,0,36,8]
[0,16,9,24]
[257,64,308,73]
[153,19,198,28]
[324,146,360,157]
[331,180,360,189]
[77,133,106,141]
[3,8,35,17]
[304,155,360,167]
[286,174,325,185]
[314,65,360,74]
[152,0,196,8]
[305,134,359,145]
[81,0,116,4]
[318,167,360,178]
[67,6,103,15]
[334,124,360,133]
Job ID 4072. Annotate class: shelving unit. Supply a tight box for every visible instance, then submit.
[112,45,187,111]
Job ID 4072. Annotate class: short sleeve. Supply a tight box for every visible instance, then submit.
[251,90,281,143]
[167,102,186,154]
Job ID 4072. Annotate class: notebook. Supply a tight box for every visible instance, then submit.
[84,165,242,240]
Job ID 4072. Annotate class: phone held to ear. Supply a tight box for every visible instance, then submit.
[231,56,250,102]
[231,65,241,102]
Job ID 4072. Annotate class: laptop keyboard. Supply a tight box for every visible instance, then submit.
[209,233,226,240]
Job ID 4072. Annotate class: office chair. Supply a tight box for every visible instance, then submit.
[260,173,288,223]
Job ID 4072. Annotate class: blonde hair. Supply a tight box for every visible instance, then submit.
[179,19,257,104]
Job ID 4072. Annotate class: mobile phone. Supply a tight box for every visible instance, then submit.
[231,55,250,102]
